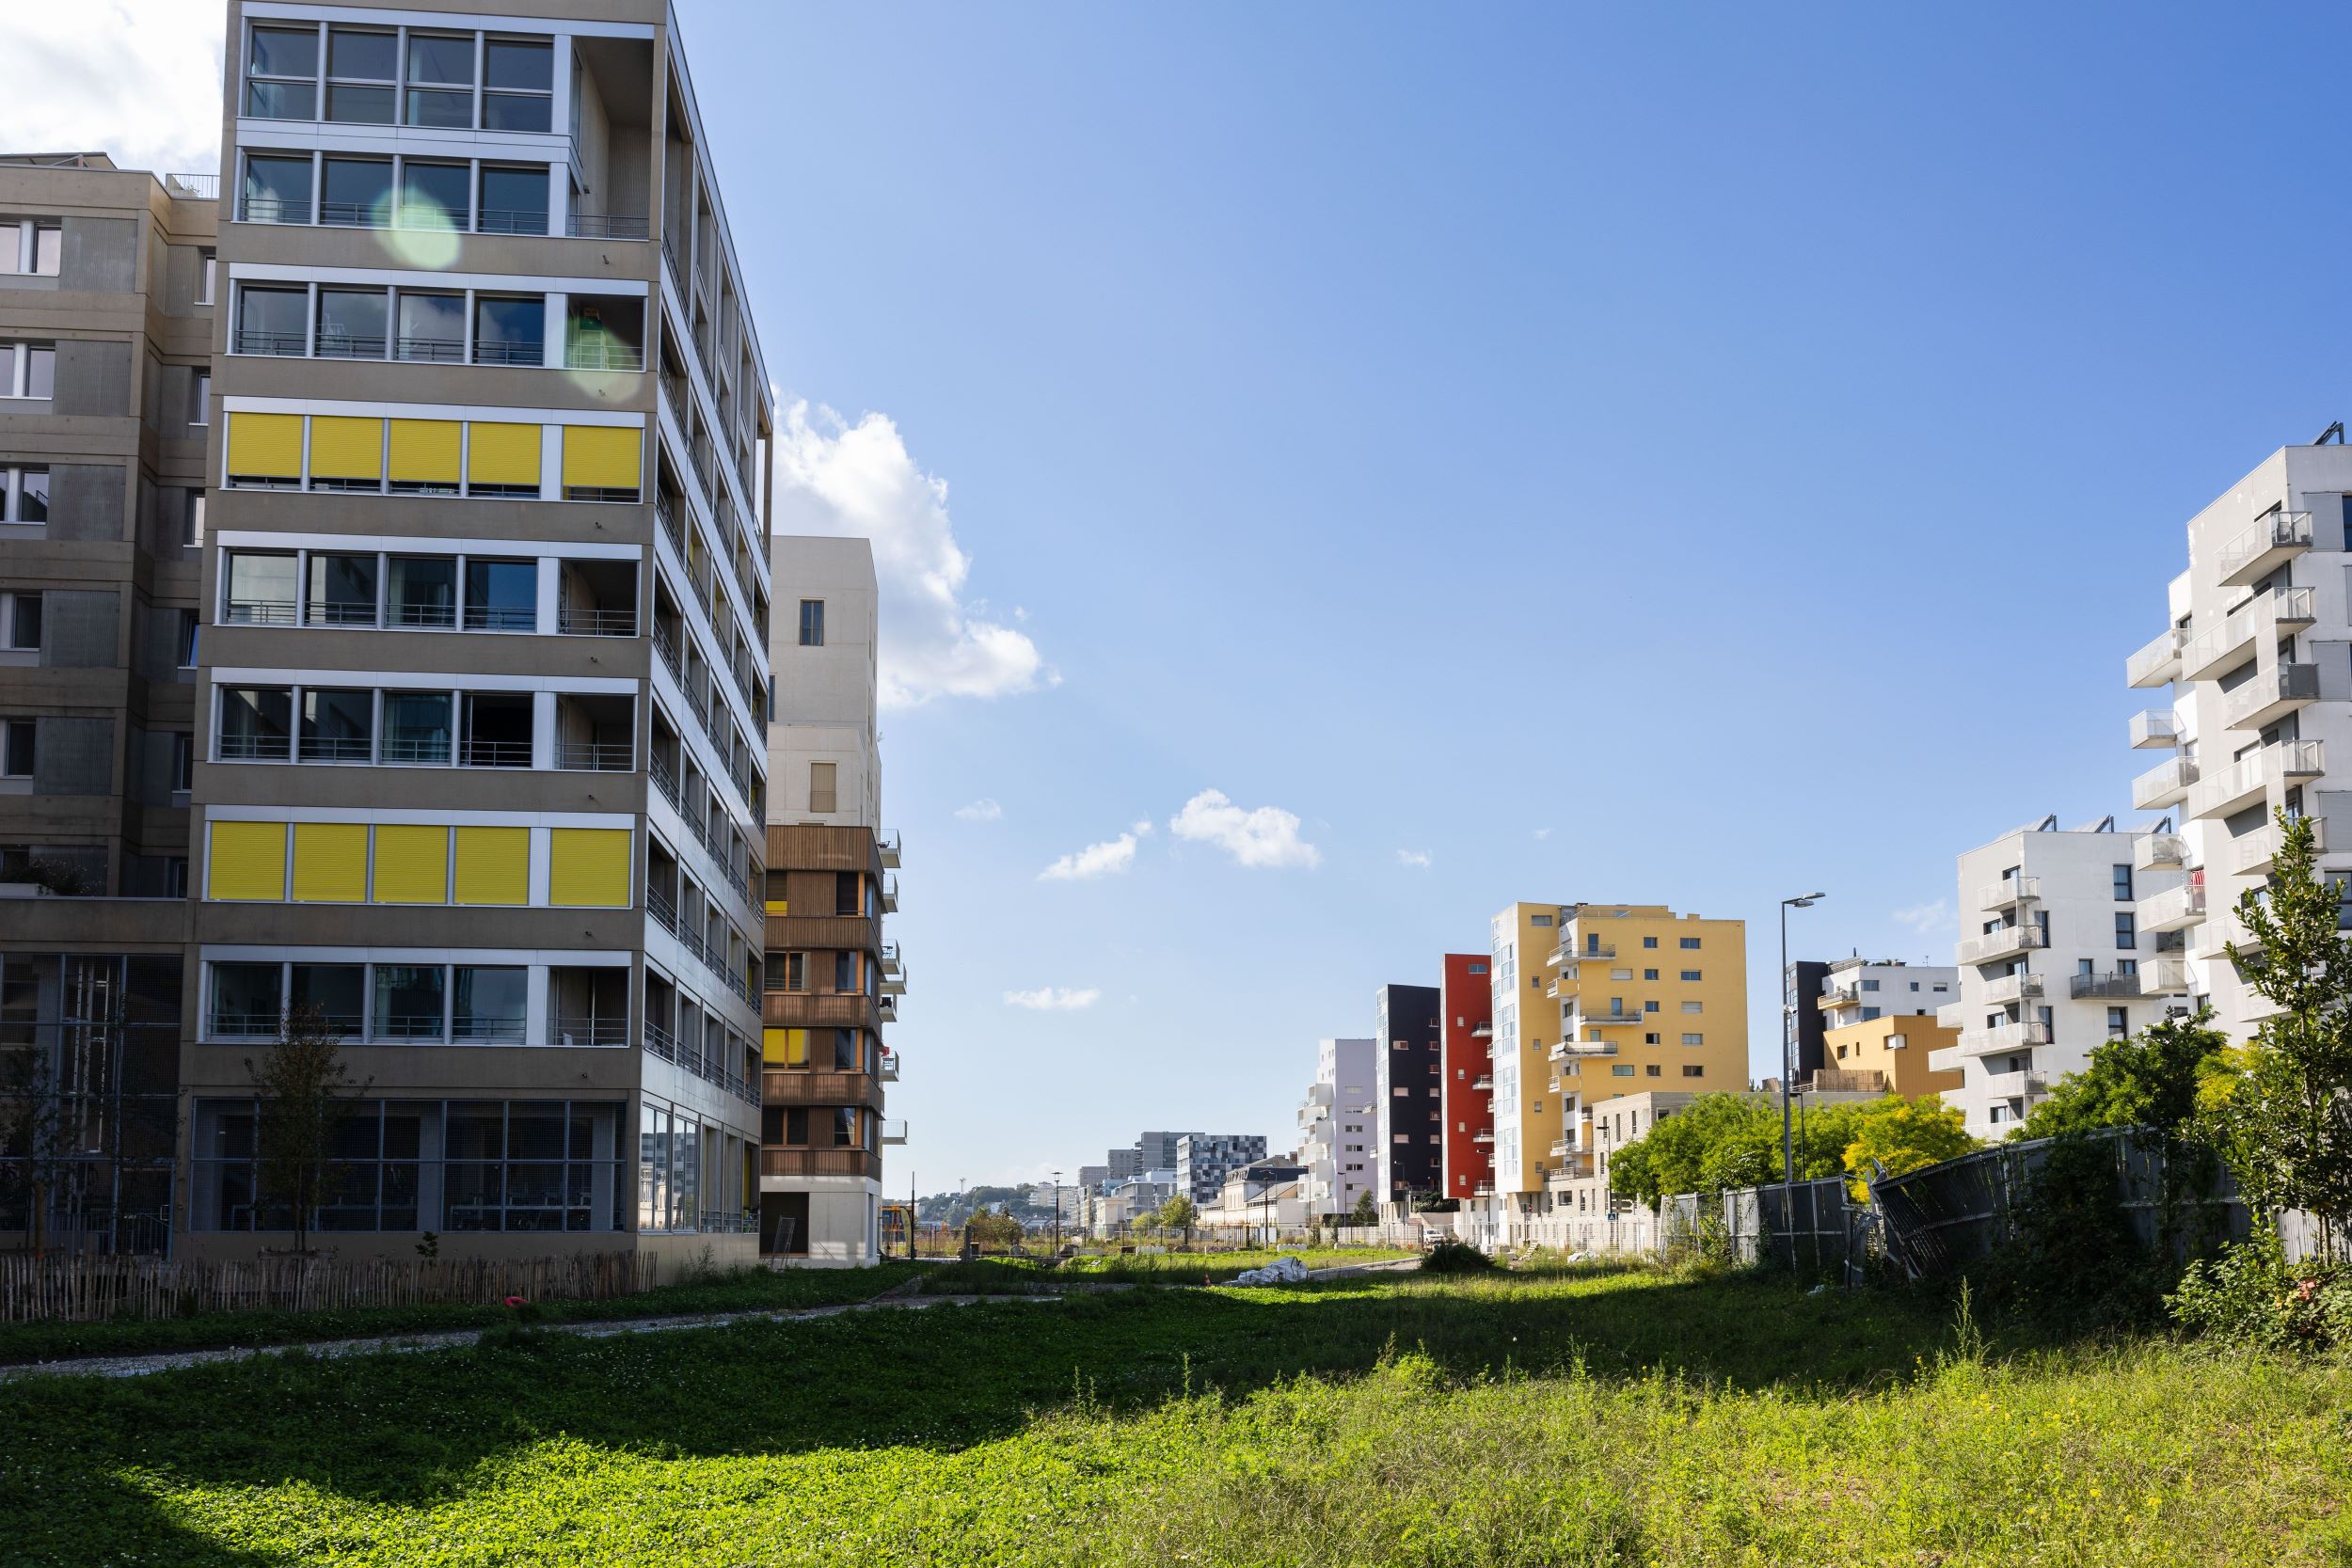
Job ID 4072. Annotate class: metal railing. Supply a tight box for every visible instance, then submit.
[1975,877,2040,909]
[2129,708,2181,748]
[557,605,637,636]
[379,737,453,765]
[551,1014,628,1048]
[394,336,466,364]
[2138,880,2206,931]
[652,624,684,682]
[236,196,310,224]
[462,605,537,631]
[2069,970,2144,1001]
[306,601,377,627]
[649,752,681,811]
[1981,972,2045,1006]
[1956,923,2044,965]
[2133,832,2185,872]
[2131,755,2197,811]
[2217,508,2312,582]
[223,598,296,625]
[389,602,458,628]
[234,328,307,356]
[315,201,391,229]
[459,738,532,768]
[471,340,544,368]
[567,341,645,372]
[314,334,389,360]
[2221,661,2319,730]
[164,172,220,199]
[450,1015,528,1042]
[2126,626,2185,688]
[298,736,373,763]
[216,733,292,761]
[555,741,633,772]
[475,209,548,236]
[566,214,649,240]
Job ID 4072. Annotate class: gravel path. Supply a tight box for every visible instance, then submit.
[1,1256,1423,1384]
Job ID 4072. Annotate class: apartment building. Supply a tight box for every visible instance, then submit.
[1933,816,2186,1138]
[1296,1037,1375,1216]
[1812,958,1962,1098]
[2125,439,2352,1040]
[183,1,772,1264]
[1372,981,1439,1203]
[761,536,900,1265]
[1483,902,1565,1219]
[1135,1131,1189,1172]
[1437,950,1493,1204]
[1782,958,1828,1084]
[1174,1132,1265,1207]
[0,153,215,1252]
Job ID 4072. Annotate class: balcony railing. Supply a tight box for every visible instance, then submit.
[2236,814,2326,875]
[557,605,637,636]
[2069,970,2145,1001]
[2126,626,2185,689]
[1957,924,2044,965]
[1980,1069,2050,1101]
[1976,876,2041,910]
[458,738,532,768]
[2133,832,2185,873]
[2221,661,2319,732]
[1959,1020,2053,1055]
[1804,1069,1886,1094]
[555,741,634,772]
[223,597,297,626]
[550,1014,628,1048]
[566,213,649,240]
[475,209,550,237]
[2187,739,2324,821]
[2128,708,2182,749]
[1981,972,2045,1006]
[2217,508,2312,585]
[234,328,307,356]
[567,341,646,372]
[2138,879,2206,934]
[2131,755,2198,813]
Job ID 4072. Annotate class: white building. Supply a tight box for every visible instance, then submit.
[1933,815,2188,1139]
[1817,958,1956,1031]
[1296,1037,1376,1216]
[2125,440,2352,1039]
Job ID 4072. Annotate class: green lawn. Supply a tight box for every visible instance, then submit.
[4,1263,2347,1565]
[922,1245,1421,1291]
[0,1260,924,1367]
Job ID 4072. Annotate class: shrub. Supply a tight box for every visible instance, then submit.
[1419,1240,1493,1275]
[2170,1227,2352,1352]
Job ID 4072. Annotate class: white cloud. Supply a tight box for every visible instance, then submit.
[1396,849,1433,869]
[1168,789,1321,870]
[0,3,226,181]
[771,402,1053,709]
[1533,827,1553,841]
[1130,819,1155,838]
[954,799,1003,822]
[1891,899,1954,934]
[1004,987,1101,1011]
[1039,832,1138,881]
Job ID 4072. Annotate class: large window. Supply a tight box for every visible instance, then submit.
[478,166,549,236]
[324,27,398,124]
[208,961,285,1037]
[463,559,536,629]
[373,964,446,1039]
[2,467,48,525]
[453,966,528,1041]
[798,599,824,646]
[235,286,308,356]
[320,156,393,228]
[223,550,297,624]
[307,553,378,626]
[192,1099,623,1234]
[300,689,374,762]
[0,220,62,277]
[240,154,313,225]
[381,691,453,764]
[0,341,56,399]
[395,291,465,362]
[244,24,319,119]
[388,556,457,627]
[471,296,544,366]
[405,33,477,127]
[217,687,293,761]
[484,38,554,131]
[399,161,471,230]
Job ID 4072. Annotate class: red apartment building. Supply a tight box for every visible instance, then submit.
[1438,951,1494,1201]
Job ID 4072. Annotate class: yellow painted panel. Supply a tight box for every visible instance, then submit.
[226,413,302,478]
[291,822,369,902]
[561,425,642,491]
[764,898,788,914]
[466,421,541,486]
[387,419,462,483]
[308,416,383,480]
[208,820,287,901]
[453,826,529,906]
[372,824,450,904]
[548,828,631,907]
[762,1027,808,1066]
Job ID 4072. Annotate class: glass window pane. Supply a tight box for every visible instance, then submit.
[218,687,293,758]
[325,84,395,124]
[387,556,456,626]
[406,32,476,84]
[405,88,474,129]
[394,293,465,362]
[478,167,548,233]
[22,348,52,400]
[241,155,313,222]
[316,289,389,356]
[246,79,318,121]
[289,963,364,1033]
[18,470,47,522]
[372,964,446,1039]
[210,961,284,1035]
[381,691,453,763]
[237,286,308,354]
[307,554,378,622]
[483,93,552,134]
[250,24,319,79]
[299,689,373,760]
[327,28,396,80]
[398,162,471,229]
[471,296,543,364]
[224,552,297,622]
[485,38,552,90]
[320,158,394,226]
[453,966,528,1040]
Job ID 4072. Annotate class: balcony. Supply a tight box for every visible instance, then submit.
[2069,969,2145,1001]
[1958,1020,2054,1055]
[1981,972,2045,1007]
[2138,879,2206,935]
[2140,957,2192,994]
[1976,876,2041,911]
[2127,626,2185,689]
[1470,1022,1492,1039]
[2129,709,2183,750]
[2180,609,2258,683]
[878,829,902,869]
[2187,740,2324,821]
[2131,756,2198,812]
[2217,508,2312,587]
[760,1148,882,1181]
[1934,1001,1967,1030]
[761,991,883,1031]
[1804,1069,1887,1094]
[1472,1130,1495,1145]
[2235,814,2326,875]
[2222,662,2319,732]
[1816,983,1858,1010]
[2133,832,2185,873]
[1552,1039,1620,1058]
[1957,924,2044,966]
[1980,1069,2050,1101]
[761,1069,884,1112]
[881,873,899,913]
[2274,584,2318,628]
[1470,1074,1494,1091]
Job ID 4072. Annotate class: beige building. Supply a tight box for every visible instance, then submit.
[181,0,774,1267]
[0,153,215,1250]
[1812,958,1961,1098]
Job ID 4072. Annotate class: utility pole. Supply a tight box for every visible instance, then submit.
[1780,892,1826,1270]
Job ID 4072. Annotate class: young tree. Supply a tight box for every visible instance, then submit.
[1152,1193,1197,1243]
[1347,1189,1379,1227]
[2211,811,2352,1265]
[1840,1096,1977,1199]
[245,1003,366,1257]
[2022,1010,2227,1142]
[0,1042,72,1258]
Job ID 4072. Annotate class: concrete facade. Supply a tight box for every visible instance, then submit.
[1438,950,1494,1203]
[1174,1132,1266,1207]
[1373,982,1440,1202]
[1296,1037,1375,1216]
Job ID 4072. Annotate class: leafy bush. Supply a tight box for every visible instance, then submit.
[1609,1093,1980,1209]
[2170,1228,2352,1352]
[2022,1011,2226,1142]
[1418,1239,1493,1275]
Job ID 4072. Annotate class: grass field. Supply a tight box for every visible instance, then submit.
[920,1245,1421,1291]
[4,1262,2348,1566]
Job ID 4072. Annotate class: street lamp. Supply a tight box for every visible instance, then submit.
[1050,1168,1062,1258]
[1780,892,1826,1267]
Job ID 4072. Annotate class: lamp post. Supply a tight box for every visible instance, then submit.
[1050,1168,1062,1258]
[1780,892,1826,1267]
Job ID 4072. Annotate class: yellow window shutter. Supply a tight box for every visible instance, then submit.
[308,417,383,481]
[372,824,450,903]
[226,413,303,478]
[548,827,631,906]
[208,820,287,901]
[761,1027,811,1066]
[291,822,369,902]
[387,419,463,484]
[466,421,541,487]
[453,825,529,905]
[561,426,642,493]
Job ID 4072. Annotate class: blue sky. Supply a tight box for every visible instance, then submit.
[21,1,2352,1192]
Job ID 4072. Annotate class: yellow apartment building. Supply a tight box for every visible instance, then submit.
[1817,1016,1963,1098]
